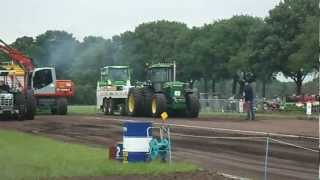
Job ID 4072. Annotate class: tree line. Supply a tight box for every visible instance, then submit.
[0,0,318,104]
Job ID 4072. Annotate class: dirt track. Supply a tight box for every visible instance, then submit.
[0,115,318,180]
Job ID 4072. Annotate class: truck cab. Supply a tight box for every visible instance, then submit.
[31,67,75,115]
[2,64,75,115]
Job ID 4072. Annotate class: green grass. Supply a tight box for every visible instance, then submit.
[0,130,197,180]
[66,105,316,120]
[67,105,97,115]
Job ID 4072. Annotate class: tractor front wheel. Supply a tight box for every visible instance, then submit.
[119,102,127,116]
[185,93,200,118]
[103,99,110,115]
[151,93,167,117]
[107,99,114,115]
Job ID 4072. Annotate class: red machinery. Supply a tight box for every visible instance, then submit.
[0,39,75,115]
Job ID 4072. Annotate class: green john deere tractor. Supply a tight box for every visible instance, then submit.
[127,63,200,118]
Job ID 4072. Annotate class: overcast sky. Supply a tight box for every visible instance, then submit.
[1,0,281,43]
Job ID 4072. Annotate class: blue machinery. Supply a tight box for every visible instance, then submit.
[147,125,172,163]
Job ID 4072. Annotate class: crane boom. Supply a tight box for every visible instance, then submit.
[0,39,34,72]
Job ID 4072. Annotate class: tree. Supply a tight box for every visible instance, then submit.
[117,20,189,80]
[266,0,319,95]
[209,16,264,96]
[70,36,115,104]
[174,27,202,82]
[243,23,278,97]
[11,36,40,60]
[35,30,79,79]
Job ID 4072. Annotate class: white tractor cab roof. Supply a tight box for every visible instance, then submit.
[102,66,128,69]
[0,70,10,76]
[0,69,23,90]
[100,66,130,81]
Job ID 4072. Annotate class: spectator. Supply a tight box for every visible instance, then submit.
[244,82,255,120]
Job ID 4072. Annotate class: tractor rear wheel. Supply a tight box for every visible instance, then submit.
[185,93,200,118]
[151,93,167,117]
[143,88,153,117]
[51,107,57,115]
[25,92,36,120]
[57,97,68,115]
[127,88,144,116]
[14,93,26,121]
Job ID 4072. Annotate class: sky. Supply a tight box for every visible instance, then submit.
[2,0,316,82]
[1,0,281,43]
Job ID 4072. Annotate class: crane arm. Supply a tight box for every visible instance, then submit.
[0,39,34,72]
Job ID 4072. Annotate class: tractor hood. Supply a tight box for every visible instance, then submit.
[163,81,185,89]
[163,81,186,98]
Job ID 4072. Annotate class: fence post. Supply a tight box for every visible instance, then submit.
[264,136,270,180]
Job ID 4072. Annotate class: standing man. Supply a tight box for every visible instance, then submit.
[244,82,255,120]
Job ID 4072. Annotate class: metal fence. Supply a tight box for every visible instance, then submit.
[199,98,320,116]
[200,99,242,113]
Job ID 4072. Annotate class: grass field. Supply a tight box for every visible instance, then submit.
[0,130,197,180]
[68,105,97,115]
[67,105,315,120]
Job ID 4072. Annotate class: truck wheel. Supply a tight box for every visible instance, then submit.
[143,88,153,117]
[127,88,144,116]
[14,93,26,121]
[185,93,200,118]
[151,93,167,117]
[57,98,68,115]
[25,92,36,120]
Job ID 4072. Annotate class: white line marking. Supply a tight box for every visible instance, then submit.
[171,133,318,153]
[93,117,318,140]
[270,138,319,153]
[171,133,266,140]
[217,172,252,180]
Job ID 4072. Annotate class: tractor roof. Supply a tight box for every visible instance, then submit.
[148,63,174,68]
[103,66,129,69]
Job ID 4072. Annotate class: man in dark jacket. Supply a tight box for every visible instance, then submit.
[244,82,255,120]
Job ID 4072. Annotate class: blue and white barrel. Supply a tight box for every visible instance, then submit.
[123,121,152,163]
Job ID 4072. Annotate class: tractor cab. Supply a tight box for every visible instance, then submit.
[147,63,176,92]
[0,70,12,93]
[100,66,130,87]
[0,64,24,93]
[148,64,174,83]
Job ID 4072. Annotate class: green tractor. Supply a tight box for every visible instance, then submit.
[127,63,200,118]
[96,66,132,115]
